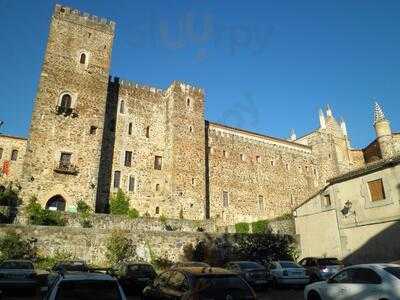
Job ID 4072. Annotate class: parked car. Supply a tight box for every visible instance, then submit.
[171,261,210,269]
[117,263,157,295]
[269,260,309,287]
[52,260,90,273]
[304,264,400,300]
[299,257,343,282]
[224,261,269,288]
[0,260,38,294]
[142,267,257,299]
[42,271,126,300]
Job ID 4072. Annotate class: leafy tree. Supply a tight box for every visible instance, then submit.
[109,189,130,215]
[105,229,136,266]
[235,222,250,233]
[25,196,66,226]
[0,232,33,261]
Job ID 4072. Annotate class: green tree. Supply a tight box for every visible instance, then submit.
[105,229,136,266]
[0,232,33,261]
[109,189,130,215]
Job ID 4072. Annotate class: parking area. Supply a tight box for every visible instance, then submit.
[5,287,304,300]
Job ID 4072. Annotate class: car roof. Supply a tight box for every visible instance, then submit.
[3,260,33,263]
[60,272,116,281]
[345,263,400,269]
[173,267,236,276]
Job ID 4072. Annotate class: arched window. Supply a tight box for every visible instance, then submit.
[187,98,191,107]
[145,126,150,138]
[80,53,86,64]
[155,207,160,214]
[46,195,66,211]
[120,100,125,114]
[155,184,160,191]
[128,123,132,135]
[60,94,72,110]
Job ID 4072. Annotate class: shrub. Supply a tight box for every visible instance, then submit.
[0,184,21,207]
[109,189,130,215]
[0,232,33,261]
[127,208,139,219]
[251,220,269,234]
[152,257,173,271]
[105,229,136,266]
[235,222,250,234]
[36,250,75,270]
[76,200,92,228]
[26,197,66,226]
[159,214,167,224]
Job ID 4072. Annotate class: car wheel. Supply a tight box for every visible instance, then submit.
[307,291,322,300]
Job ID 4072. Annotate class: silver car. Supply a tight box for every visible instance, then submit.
[270,261,309,287]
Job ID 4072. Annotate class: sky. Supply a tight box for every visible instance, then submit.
[0,0,399,148]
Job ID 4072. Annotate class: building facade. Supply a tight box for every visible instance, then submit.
[0,5,399,226]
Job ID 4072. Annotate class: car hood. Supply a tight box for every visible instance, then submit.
[306,280,327,292]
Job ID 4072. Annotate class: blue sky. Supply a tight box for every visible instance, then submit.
[0,0,399,148]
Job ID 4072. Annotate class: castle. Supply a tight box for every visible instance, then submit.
[0,5,399,226]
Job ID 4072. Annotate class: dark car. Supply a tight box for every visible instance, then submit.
[171,262,210,269]
[0,260,38,294]
[298,257,344,282]
[52,260,90,273]
[224,261,268,288]
[42,271,126,300]
[142,267,257,300]
[118,263,157,295]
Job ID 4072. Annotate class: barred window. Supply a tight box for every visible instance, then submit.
[114,171,121,188]
[60,94,72,110]
[368,179,385,202]
[59,152,71,167]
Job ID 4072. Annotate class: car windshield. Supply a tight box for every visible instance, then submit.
[280,262,301,269]
[0,261,33,269]
[55,280,121,300]
[384,267,400,279]
[317,258,341,266]
[128,264,153,272]
[237,262,263,270]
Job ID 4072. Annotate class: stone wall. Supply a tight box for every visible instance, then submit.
[0,135,27,184]
[207,122,318,226]
[16,212,216,233]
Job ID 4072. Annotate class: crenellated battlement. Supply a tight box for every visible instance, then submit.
[54,4,115,33]
[168,80,204,95]
[109,76,164,94]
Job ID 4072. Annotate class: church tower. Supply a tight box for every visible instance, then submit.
[374,102,393,159]
[22,5,115,211]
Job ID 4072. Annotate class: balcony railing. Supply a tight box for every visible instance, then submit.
[54,163,79,175]
[55,106,78,118]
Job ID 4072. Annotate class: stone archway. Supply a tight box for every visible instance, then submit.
[46,195,66,211]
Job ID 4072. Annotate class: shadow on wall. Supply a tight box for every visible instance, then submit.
[343,221,400,265]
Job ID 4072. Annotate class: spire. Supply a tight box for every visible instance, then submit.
[289,129,297,141]
[374,101,386,124]
[326,104,333,117]
[319,109,326,129]
[340,118,348,136]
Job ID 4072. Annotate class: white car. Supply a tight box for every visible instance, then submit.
[304,264,400,300]
[270,261,309,287]
[42,271,126,300]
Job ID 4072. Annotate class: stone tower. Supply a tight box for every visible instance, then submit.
[21,5,115,211]
[165,82,207,220]
[374,102,393,159]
